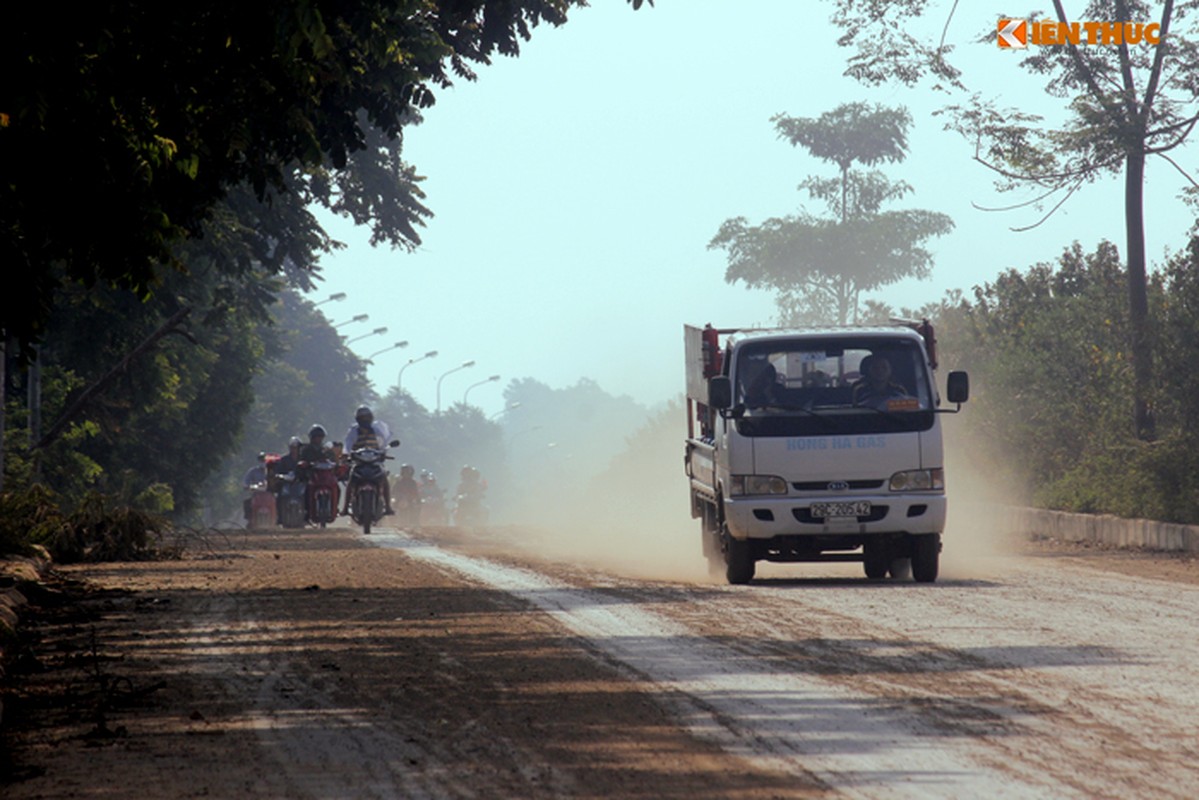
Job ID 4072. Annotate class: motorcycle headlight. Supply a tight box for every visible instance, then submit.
[730,475,788,497]
[889,468,944,492]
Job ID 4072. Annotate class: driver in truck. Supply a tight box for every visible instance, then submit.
[740,358,781,408]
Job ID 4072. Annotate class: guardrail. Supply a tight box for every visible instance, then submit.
[1003,506,1199,554]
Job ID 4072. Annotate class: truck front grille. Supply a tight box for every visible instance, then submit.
[791,479,885,492]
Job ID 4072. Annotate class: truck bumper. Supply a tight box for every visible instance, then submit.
[724,494,946,540]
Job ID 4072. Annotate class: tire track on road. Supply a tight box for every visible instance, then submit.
[373,530,1061,799]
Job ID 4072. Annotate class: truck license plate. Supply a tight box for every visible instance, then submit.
[810,501,871,519]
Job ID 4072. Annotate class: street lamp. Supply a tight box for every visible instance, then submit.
[436,360,476,412]
[489,401,521,420]
[334,313,369,329]
[313,292,347,307]
[366,340,409,362]
[398,350,438,394]
[346,326,388,345]
[463,374,501,405]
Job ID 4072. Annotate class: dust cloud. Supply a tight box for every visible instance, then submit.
[481,404,1029,585]
[940,417,1031,578]
[491,402,713,584]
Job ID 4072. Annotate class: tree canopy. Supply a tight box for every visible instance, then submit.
[2,1,643,349]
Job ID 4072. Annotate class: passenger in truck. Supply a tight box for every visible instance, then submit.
[852,355,910,409]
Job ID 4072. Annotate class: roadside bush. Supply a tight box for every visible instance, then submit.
[47,492,168,563]
[0,486,169,562]
[0,485,68,556]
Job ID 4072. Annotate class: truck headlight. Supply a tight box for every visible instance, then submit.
[730,475,788,496]
[889,468,944,492]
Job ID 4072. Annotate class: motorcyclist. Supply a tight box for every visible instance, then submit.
[393,464,421,528]
[242,452,268,522]
[242,452,268,488]
[456,465,485,493]
[300,425,334,464]
[342,405,394,515]
[453,465,487,525]
[275,436,304,476]
[419,471,446,525]
[299,424,340,523]
[273,436,304,519]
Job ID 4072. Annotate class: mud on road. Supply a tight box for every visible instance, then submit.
[1,527,818,799]
[3,524,1198,798]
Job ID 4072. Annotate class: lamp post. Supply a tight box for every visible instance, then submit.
[436,360,476,412]
[334,313,369,329]
[346,326,388,345]
[365,341,409,362]
[398,350,438,394]
[489,401,521,420]
[313,292,347,307]
[463,374,501,406]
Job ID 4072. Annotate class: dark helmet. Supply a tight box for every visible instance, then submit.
[257,451,266,462]
[288,436,302,449]
[400,463,415,478]
[355,405,373,424]
[308,424,327,440]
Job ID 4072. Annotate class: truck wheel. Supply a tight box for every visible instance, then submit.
[862,542,889,579]
[912,534,940,583]
[725,538,755,585]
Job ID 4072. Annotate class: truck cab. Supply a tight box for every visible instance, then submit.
[684,323,968,584]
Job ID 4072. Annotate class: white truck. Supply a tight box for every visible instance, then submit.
[684,322,969,584]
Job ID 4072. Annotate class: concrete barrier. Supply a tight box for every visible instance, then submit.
[1004,506,1199,554]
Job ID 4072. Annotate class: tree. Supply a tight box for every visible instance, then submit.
[3,258,273,515]
[827,0,1199,440]
[709,103,953,325]
[1,1,646,350]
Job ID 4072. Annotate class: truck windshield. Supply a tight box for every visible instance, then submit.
[734,337,934,436]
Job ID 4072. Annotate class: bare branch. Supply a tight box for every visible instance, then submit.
[1146,110,1199,151]
[1009,176,1088,232]
[938,0,960,53]
[971,149,1122,186]
[1141,0,1177,126]
[1052,0,1133,132]
[970,183,1063,212]
[1153,150,1199,188]
[1114,0,1143,121]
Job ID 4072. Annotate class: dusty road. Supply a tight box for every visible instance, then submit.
[4,523,1198,798]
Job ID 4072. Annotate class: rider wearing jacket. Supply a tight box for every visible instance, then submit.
[342,405,394,515]
[300,425,334,465]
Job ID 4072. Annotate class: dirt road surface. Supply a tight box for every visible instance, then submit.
[4,523,1198,798]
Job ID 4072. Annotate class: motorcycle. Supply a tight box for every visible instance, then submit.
[303,458,341,528]
[246,482,276,529]
[417,479,446,527]
[275,471,308,529]
[346,440,400,534]
[392,476,421,530]
[452,486,488,527]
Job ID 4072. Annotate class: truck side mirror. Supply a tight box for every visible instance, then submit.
[946,371,969,404]
[708,376,732,410]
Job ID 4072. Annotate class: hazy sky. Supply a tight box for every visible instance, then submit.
[312,1,1195,417]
